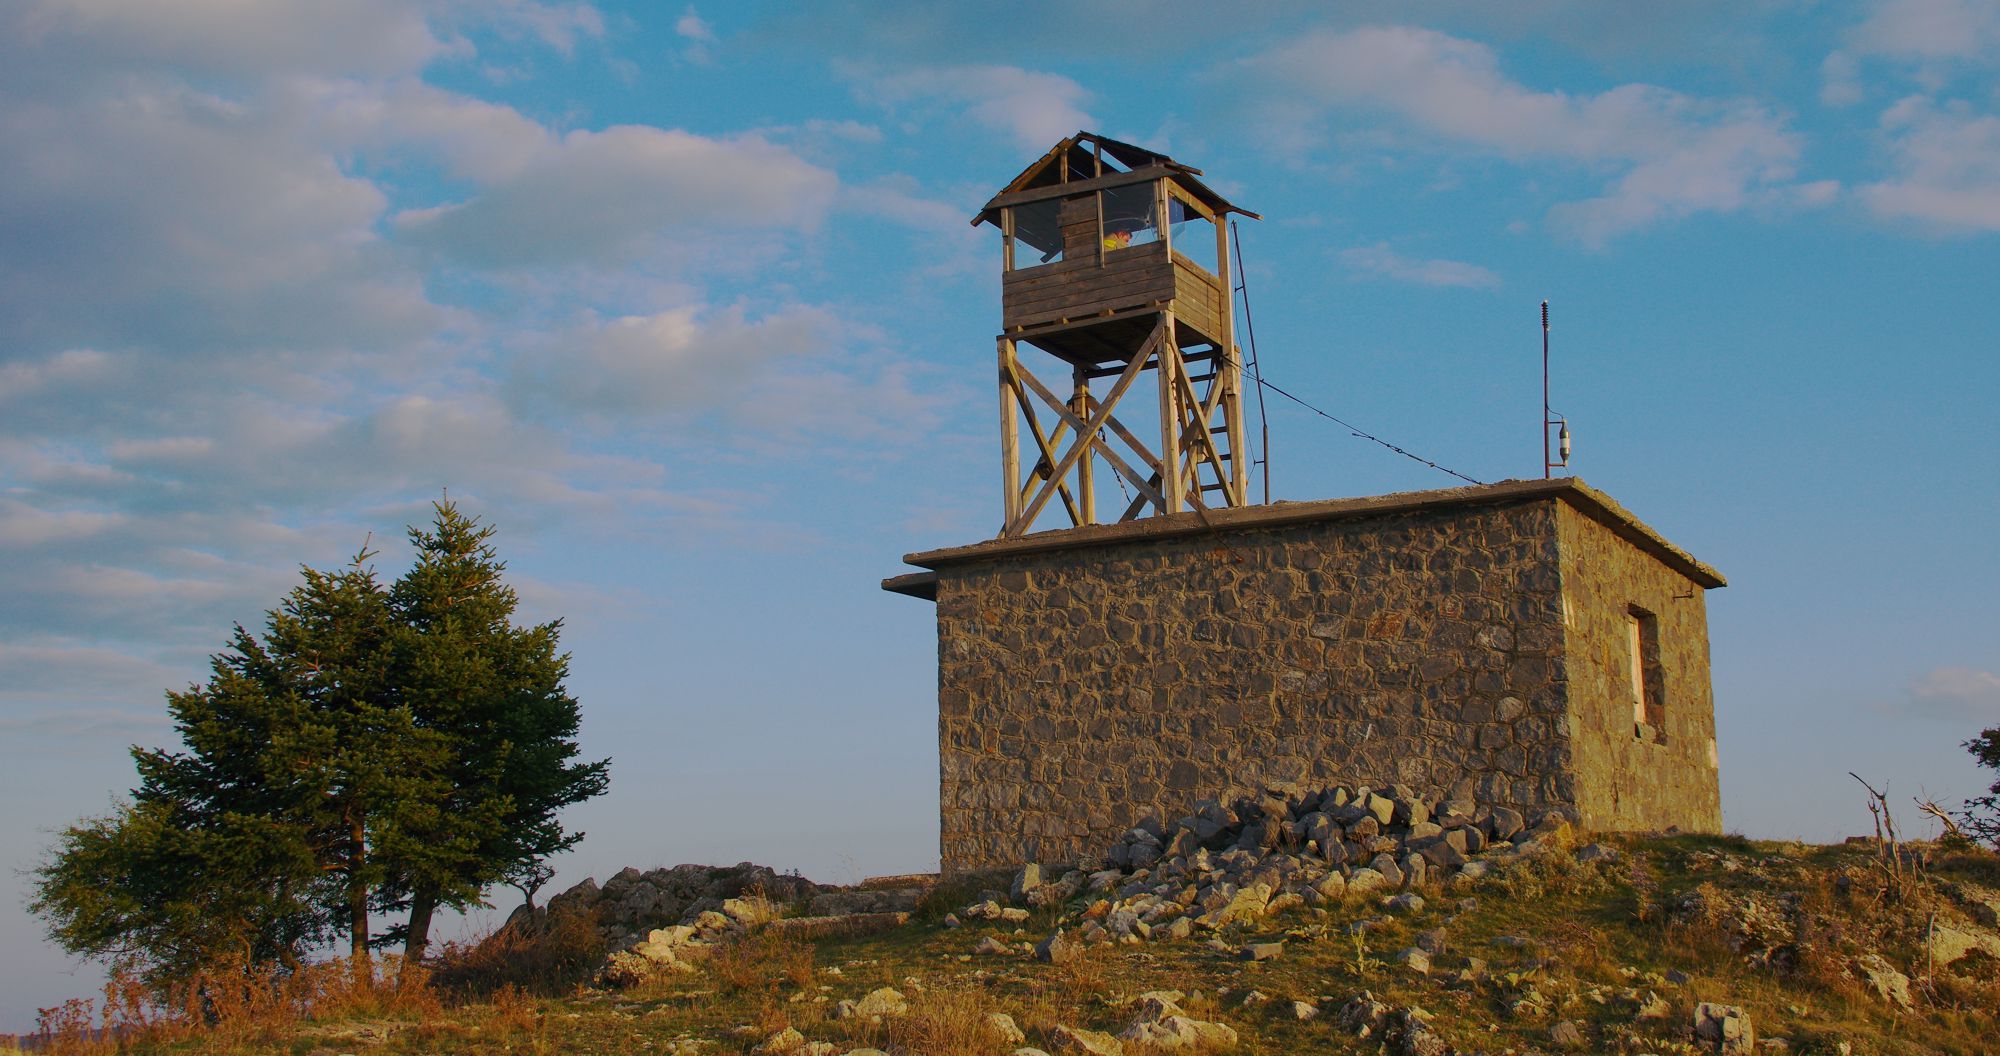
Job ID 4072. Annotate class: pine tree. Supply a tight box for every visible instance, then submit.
[35,553,449,981]
[383,501,610,966]
[33,507,609,984]
[1963,727,2000,849]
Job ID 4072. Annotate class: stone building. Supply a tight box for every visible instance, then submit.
[884,478,1726,874]
[882,134,1727,874]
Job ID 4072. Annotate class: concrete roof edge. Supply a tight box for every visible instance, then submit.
[881,570,939,600]
[1555,480,1727,589]
[900,478,1726,590]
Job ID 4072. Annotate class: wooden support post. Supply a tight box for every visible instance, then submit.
[999,336,1021,528]
[1006,358,1081,526]
[1216,219,1248,506]
[1156,311,1183,515]
[1001,206,1015,272]
[1072,364,1095,525]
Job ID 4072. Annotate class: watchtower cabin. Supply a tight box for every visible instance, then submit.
[974,132,1261,539]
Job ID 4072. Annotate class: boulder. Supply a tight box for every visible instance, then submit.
[986,1012,1027,1045]
[721,896,778,926]
[1035,928,1082,965]
[1012,864,1043,902]
[1347,868,1390,895]
[849,987,908,1019]
[753,1028,806,1054]
[1369,854,1404,889]
[1049,1024,1124,1055]
[1925,923,2000,966]
[1692,1002,1754,1055]
[1118,1015,1236,1050]
[1335,992,1391,1036]
[1854,953,1912,1009]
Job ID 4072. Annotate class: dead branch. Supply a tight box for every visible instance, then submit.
[1914,798,1968,842]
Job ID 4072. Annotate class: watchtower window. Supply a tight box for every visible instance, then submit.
[1006,198,1063,269]
[1099,183,1159,251]
[1168,196,1218,275]
[1627,606,1664,739]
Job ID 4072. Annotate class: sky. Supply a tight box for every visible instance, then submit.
[3,0,1998,1031]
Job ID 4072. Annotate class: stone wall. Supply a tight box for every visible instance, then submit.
[1555,503,1724,833]
[933,500,1580,873]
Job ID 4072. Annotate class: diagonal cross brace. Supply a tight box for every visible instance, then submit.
[1006,319,1164,537]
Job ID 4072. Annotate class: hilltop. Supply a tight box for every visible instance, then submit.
[14,786,2000,1056]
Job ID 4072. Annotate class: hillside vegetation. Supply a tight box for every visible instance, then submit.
[13,796,2000,1056]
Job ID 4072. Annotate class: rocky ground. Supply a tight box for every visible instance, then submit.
[58,782,2000,1055]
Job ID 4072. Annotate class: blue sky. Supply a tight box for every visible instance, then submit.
[4,0,1998,1030]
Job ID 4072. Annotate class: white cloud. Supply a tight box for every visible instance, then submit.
[1861,96,2000,232]
[0,498,122,547]
[511,305,837,416]
[11,0,447,80]
[314,78,551,183]
[1243,26,1819,244]
[1820,51,1865,107]
[1340,243,1500,289]
[853,64,1093,149]
[0,641,185,704]
[1850,0,2000,65]
[676,7,714,41]
[396,126,837,266]
[1909,666,2000,720]
[484,1,606,56]
[0,80,437,356]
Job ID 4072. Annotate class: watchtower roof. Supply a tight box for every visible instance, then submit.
[970,131,1258,228]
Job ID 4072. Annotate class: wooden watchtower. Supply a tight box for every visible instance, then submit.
[974,132,1260,538]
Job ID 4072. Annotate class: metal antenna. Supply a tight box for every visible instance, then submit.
[1542,300,1569,478]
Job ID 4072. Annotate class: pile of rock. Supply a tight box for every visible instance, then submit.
[1105,782,1553,883]
[965,783,1578,953]
[598,893,785,987]
[535,861,825,952]
[1332,992,1453,1056]
[515,861,935,989]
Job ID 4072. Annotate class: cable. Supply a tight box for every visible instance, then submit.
[1250,371,1485,485]
[1229,219,1485,488]
[1230,220,1274,504]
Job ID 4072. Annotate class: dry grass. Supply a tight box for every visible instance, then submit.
[27,954,442,1055]
[710,931,816,994]
[428,906,607,997]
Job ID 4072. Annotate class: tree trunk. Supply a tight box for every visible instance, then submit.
[348,810,370,986]
[402,885,437,979]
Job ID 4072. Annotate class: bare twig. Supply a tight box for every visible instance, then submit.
[1851,773,1930,903]
[1915,798,1967,842]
